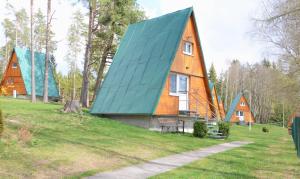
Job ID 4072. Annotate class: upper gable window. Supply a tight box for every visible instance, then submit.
[240,102,245,106]
[183,41,193,55]
[12,62,18,69]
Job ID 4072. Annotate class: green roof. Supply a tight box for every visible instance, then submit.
[225,93,243,122]
[91,7,194,115]
[14,47,59,97]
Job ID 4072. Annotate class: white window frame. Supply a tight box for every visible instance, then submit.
[236,111,244,117]
[12,62,18,69]
[183,41,193,56]
[240,102,245,106]
[169,73,189,96]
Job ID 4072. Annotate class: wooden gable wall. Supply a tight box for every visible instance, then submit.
[218,99,226,119]
[211,86,221,119]
[0,52,27,95]
[155,15,214,117]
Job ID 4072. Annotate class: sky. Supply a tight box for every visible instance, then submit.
[0,0,86,75]
[0,0,270,75]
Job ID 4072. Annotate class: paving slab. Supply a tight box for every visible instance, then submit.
[88,141,252,179]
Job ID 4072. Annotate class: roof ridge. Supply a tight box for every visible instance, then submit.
[130,7,193,26]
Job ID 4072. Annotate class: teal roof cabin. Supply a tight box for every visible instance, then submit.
[0,47,59,98]
[91,6,216,126]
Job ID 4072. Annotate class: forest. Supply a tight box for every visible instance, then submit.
[0,0,299,126]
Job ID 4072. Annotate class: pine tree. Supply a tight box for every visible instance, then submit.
[66,10,86,100]
[208,63,218,84]
[34,9,46,52]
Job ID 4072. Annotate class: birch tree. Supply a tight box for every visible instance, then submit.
[43,0,52,102]
[30,0,36,103]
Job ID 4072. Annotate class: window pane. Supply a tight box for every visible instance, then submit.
[187,44,191,52]
[183,42,192,55]
[170,74,177,93]
[12,63,17,68]
[240,111,244,116]
[183,42,189,53]
[179,76,187,93]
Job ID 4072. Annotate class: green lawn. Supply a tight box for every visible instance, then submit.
[151,124,300,179]
[0,97,224,178]
[1,98,299,178]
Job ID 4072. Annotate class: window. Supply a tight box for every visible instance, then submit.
[240,111,244,116]
[240,102,245,106]
[183,41,193,55]
[170,73,177,94]
[236,111,244,117]
[169,73,188,95]
[12,63,18,69]
[178,75,187,93]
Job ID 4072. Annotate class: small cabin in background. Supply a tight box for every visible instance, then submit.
[225,92,255,124]
[91,7,217,131]
[0,47,59,99]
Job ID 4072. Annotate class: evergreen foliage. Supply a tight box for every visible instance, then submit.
[193,121,207,138]
[208,63,218,84]
[218,121,230,138]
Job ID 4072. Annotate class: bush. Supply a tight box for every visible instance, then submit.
[193,121,207,138]
[0,110,3,138]
[218,121,230,138]
[262,127,269,133]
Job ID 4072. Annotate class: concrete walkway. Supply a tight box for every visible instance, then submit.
[88,141,252,179]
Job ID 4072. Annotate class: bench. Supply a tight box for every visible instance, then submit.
[157,118,180,133]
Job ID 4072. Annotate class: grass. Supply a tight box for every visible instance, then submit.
[0,97,225,178]
[151,124,300,179]
[1,98,299,178]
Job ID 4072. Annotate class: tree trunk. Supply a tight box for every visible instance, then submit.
[30,0,36,103]
[80,1,95,108]
[72,69,76,100]
[92,34,114,101]
[43,0,51,103]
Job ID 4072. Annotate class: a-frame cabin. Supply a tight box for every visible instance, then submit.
[91,8,216,130]
[225,92,255,124]
[0,47,59,98]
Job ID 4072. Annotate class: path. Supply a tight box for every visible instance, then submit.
[88,141,252,179]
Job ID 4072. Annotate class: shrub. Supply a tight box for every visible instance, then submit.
[262,127,269,133]
[193,121,207,138]
[0,110,3,138]
[218,121,230,138]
